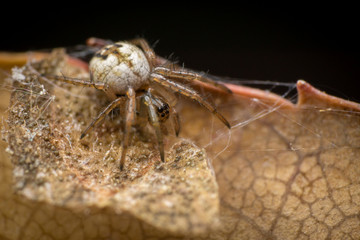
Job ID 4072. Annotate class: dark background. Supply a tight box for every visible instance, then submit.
[1,7,359,102]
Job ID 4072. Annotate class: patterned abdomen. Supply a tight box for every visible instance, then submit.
[89,42,151,95]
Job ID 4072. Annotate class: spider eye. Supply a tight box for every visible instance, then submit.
[157,103,170,121]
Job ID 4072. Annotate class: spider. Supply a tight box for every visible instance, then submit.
[44,37,231,170]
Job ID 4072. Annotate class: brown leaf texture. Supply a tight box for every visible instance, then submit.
[1,51,360,239]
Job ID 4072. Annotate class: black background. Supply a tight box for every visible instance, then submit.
[1,7,359,102]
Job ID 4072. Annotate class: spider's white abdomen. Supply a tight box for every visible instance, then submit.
[89,41,151,95]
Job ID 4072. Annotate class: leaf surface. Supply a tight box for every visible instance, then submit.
[0,51,359,239]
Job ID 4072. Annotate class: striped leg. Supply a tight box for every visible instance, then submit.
[80,97,124,139]
[143,91,164,162]
[171,107,180,137]
[129,38,156,68]
[151,73,231,129]
[120,87,136,170]
[154,66,232,94]
[42,74,105,90]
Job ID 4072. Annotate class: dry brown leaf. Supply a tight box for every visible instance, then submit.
[183,82,360,240]
[0,50,359,240]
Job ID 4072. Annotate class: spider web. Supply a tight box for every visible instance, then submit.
[176,75,360,173]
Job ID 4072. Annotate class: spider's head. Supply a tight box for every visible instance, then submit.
[156,103,170,122]
[150,96,170,122]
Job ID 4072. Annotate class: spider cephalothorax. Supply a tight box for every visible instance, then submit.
[46,37,231,170]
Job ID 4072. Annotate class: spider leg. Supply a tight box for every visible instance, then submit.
[171,107,181,137]
[128,38,156,68]
[103,86,118,101]
[149,83,177,107]
[120,87,136,170]
[42,74,105,90]
[146,88,179,136]
[80,97,124,139]
[143,92,164,162]
[151,73,231,129]
[86,37,113,48]
[154,66,232,94]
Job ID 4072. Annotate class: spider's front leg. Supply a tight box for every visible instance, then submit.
[120,87,136,170]
[80,97,124,140]
[128,38,156,68]
[154,67,232,94]
[86,37,114,48]
[170,108,180,137]
[79,88,136,170]
[151,73,231,129]
[40,74,106,90]
[142,91,165,163]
